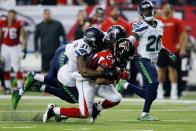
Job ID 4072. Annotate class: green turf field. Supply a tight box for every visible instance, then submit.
[0,92,196,131]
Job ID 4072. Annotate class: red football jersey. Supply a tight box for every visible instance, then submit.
[0,19,22,46]
[89,49,114,70]
[157,16,185,53]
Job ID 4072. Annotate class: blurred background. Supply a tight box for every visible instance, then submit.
[0,0,195,99]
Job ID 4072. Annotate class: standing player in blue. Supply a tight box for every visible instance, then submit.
[116,0,176,121]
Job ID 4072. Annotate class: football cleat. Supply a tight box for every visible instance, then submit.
[116,79,126,93]
[137,114,159,121]
[31,81,42,92]
[11,89,22,110]
[54,115,68,122]
[91,103,100,123]
[24,71,36,91]
[4,88,11,95]
[43,103,56,123]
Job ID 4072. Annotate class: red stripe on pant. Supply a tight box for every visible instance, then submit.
[102,100,120,109]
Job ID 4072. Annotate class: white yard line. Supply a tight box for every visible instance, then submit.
[64,128,91,131]
[1,95,196,104]
[1,109,196,113]
[1,126,35,129]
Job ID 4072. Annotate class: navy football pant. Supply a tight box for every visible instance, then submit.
[42,46,78,104]
[127,57,159,113]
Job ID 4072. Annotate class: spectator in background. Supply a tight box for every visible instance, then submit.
[16,0,32,5]
[34,9,66,73]
[157,4,187,99]
[101,7,131,35]
[74,10,90,40]
[89,7,105,28]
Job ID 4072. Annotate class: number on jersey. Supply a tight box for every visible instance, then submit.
[2,27,17,39]
[146,35,162,52]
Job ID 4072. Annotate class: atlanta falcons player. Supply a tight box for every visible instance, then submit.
[42,36,135,123]
[0,9,27,95]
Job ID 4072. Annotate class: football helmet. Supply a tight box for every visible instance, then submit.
[83,27,105,51]
[114,38,135,68]
[106,25,127,45]
[138,0,155,21]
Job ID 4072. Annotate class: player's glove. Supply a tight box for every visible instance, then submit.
[120,70,130,80]
[102,68,116,80]
[159,48,177,63]
[168,52,177,63]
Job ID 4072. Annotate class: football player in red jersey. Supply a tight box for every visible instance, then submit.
[42,31,135,124]
[0,9,27,94]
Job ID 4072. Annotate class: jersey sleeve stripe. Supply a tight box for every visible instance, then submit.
[135,26,148,32]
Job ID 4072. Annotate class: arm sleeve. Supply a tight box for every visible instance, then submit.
[75,42,92,57]
[132,21,148,38]
[34,24,41,51]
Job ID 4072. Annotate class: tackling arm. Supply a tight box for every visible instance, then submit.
[77,56,103,78]
[95,66,114,85]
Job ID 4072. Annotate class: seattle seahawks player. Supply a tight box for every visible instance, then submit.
[43,38,135,123]
[12,27,116,110]
[116,0,176,121]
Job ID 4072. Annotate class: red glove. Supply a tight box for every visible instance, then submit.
[120,70,130,80]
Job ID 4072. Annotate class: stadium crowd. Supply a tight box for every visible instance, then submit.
[0,0,196,6]
[0,0,195,100]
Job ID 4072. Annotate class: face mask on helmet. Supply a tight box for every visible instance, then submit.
[83,27,105,52]
[139,1,155,21]
[114,38,135,68]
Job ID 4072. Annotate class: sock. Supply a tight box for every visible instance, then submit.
[18,87,24,96]
[141,112,148,117]
[16,71,23,88]
[53,107,60,115]
[124,82,129,89]
[157,83,164,99]
[40,84,46,92]
[97,102,104,111]
[34,74,44,83]
[4,80,11,89]
[60,108,84,118]
[3,72,11,89]
[17,80,23,88]
[171,83,178,99]
[126,83,146,98]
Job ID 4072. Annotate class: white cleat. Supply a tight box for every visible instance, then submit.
[43,103,56,123]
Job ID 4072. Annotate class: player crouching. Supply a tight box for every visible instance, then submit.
[42,38,135,123]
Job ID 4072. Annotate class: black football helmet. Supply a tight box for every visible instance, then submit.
[106,25,127,45]
[83,27,105,51]
[138,0,155,21]
[114,38,135,68]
